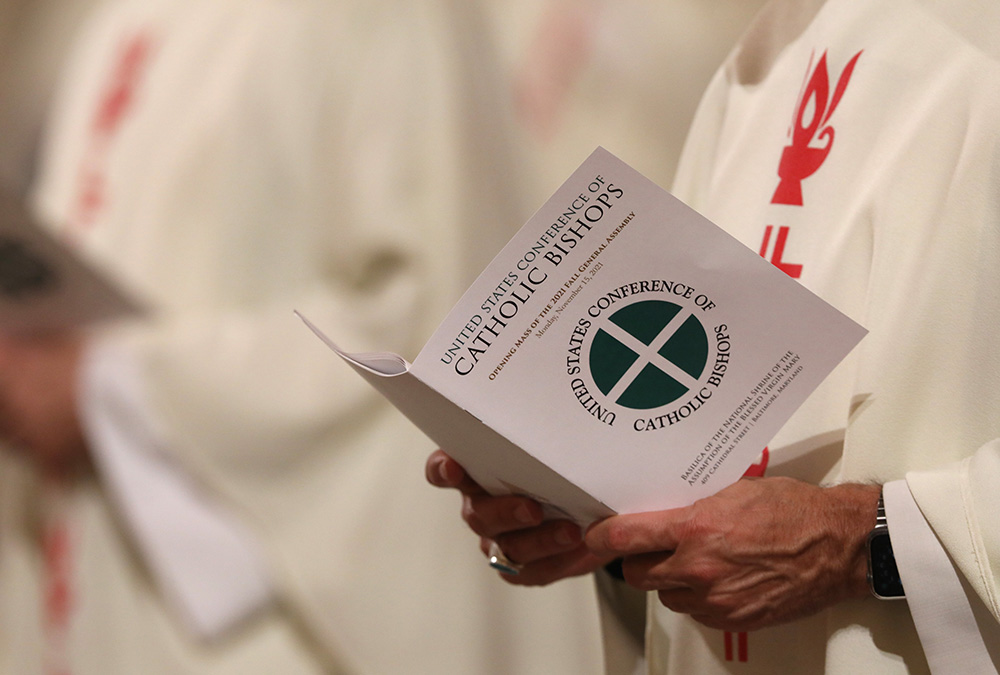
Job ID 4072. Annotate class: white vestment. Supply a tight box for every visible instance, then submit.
[626,0,1000,672]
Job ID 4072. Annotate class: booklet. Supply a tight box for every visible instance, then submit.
[0,188,141,330]
[299,148,866,524]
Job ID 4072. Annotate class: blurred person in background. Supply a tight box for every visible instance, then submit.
[0,0,606,672]
[484,0,767,201]
[0,0,102,194]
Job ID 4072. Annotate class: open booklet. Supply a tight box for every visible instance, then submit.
[0,187,141,330]
[299,148,866,524]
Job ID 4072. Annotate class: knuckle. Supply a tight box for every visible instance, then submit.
[494,532,524,563]
[461,496,487,535]
[682,510,712,540]
[683,563,716,588]
[602,522,633,554]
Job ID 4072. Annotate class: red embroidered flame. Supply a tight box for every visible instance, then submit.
[771,50,862,206]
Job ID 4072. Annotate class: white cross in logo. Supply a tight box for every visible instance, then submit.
[599,308,702,404]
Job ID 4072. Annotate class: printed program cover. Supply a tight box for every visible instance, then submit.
[301,147,866,523]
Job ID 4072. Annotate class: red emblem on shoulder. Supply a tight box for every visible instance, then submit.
[771,50,862,206]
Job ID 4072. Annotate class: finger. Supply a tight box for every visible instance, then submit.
[496,543,607,587]
[585,509,687,558]
[494,519,583,565]
[619,551,688,592]
[656,590,745,632]
[461,492,543,538]
[656,586,707,616]
[424,449,462,487]
[0,386,19,443]
[0,337,16,365]
[0,396,10,437]
[688,613,737,631]
[425,449,484,495]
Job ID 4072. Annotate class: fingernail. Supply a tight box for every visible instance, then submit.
[438,461,454,484]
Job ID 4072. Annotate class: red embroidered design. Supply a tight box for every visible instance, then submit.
[514,0,599,141]
[759,225,803,278]
[724,630,749,662]
[722,46,861,668]
[771,50,862,206]
[742,447,770,478]
[70,33,153,233]
[41,481,76,675]
[43,522,72,675]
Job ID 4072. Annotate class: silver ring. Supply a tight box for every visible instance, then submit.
[488,540,523,575]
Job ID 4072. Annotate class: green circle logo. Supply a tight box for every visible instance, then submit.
[588,300,709,410]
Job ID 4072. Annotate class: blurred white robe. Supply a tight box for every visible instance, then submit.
[0,0,604,672]
[484,0,768,202]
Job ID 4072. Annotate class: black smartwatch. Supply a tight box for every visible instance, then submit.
[867,490,905,600]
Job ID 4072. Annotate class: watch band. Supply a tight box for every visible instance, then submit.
[867,489,906,600]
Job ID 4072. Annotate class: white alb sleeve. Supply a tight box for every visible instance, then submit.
[78,337,274,640]
[883,479,997,674]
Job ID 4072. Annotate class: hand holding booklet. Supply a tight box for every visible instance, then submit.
[299,148,866,524]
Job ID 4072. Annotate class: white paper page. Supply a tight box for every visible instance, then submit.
[296,311,614,524]
[412,148,866,514]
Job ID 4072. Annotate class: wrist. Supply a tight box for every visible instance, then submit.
[824,482,882,599]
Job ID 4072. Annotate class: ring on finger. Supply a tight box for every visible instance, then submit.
[488,540,523,575]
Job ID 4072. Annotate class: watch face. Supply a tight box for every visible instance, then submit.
[868,531,905,599]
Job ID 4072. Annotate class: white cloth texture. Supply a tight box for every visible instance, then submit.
[884,480,996,673]
[80,339,274,639]
[0,0,606,673]
[610,0,1000,672]
[484,0,769,208]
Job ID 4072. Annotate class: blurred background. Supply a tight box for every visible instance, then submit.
[0,1,765,673]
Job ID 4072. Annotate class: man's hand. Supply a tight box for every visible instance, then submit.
[425,449,612,585]
[586,477,880,632]
[0,332,88,474]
